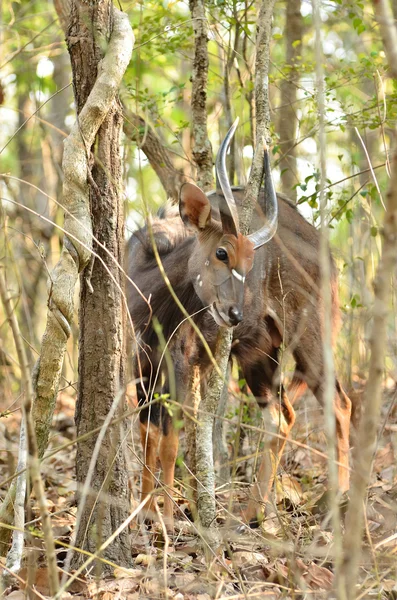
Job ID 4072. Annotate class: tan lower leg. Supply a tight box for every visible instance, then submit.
[159,426,179,530]
[335,411,351,493]
[333,384,352,493]
[140,421,160,518]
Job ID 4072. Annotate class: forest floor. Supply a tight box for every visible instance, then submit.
[1,384,397,600]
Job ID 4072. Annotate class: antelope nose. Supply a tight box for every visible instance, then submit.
[229,306,243,326]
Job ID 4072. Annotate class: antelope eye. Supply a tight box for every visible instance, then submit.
[216,247,228,262]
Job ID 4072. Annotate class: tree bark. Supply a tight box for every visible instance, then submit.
[32,4,132,460]
[196,329,232,528]
[313,0,343,587]
[338,1,397,596]
[278,0,302,202]
[195,0,276,531]
[240,0,276,234]
[64,1,134,571]
[189,0,213,191]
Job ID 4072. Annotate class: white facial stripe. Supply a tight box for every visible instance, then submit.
[219,310,230,322]
[232,269,245,283]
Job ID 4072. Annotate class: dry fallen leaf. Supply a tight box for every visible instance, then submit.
[172,573,196,588]
[232,551,267,568]
[113,567,143,579]
[296,558,334,590]
[135,553,156,566]
[276,474,303,505]
[374,443,395,473]
[5,592,27,600]
[141,579,161,596]
[87,577,139,597]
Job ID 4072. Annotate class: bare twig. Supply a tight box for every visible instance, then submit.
[355,126,385,209]
[123,109,185,202]
[195,0,276,533]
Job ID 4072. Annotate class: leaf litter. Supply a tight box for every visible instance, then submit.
[0,387,396,599]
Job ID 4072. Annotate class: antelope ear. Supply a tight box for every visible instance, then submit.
[179,183,211,231]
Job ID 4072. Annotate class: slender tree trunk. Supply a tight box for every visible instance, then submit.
[64,1,133,571]
[187,0,220,532]
[189,0,213,191]
[195,0,276,531]
[241,0,276,233]
[213,367,231,485]
[278,0,302,202]
[338,3,397,596]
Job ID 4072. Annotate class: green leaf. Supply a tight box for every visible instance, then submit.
[353,17,362,29]
[346,209,354,224]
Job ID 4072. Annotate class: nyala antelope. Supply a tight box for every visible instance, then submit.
[127,120,352,530]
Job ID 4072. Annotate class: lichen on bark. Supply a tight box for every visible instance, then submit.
[189,0,213,191]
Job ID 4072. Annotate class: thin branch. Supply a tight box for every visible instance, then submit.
[123,109,185,202]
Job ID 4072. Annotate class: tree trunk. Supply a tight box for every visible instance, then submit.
[339,2,397,595]
[73,113,131,569]
[189,0,213,191]
[65,0,133,571]
[277,0,302,203]
[194,0,276,531]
